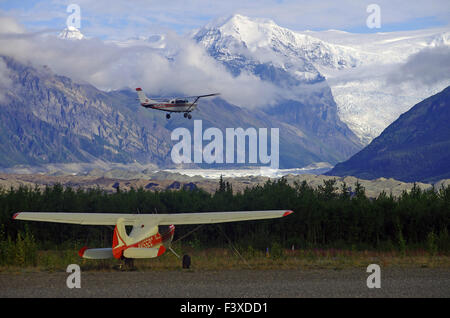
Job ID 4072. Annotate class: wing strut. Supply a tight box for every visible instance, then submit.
[186,93,220,113]
[216,224,252,269]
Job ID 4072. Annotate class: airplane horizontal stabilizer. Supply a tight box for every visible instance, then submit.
[78,247,114,259]
[123,246,166,258]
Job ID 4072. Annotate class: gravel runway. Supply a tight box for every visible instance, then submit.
[0,268,449,298]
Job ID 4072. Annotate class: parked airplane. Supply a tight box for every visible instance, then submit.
[136,88,219,119]
[13,210,293,267]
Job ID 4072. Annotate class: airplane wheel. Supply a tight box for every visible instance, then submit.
[184,113,188,118]
[182,254,191,269]
[125,258,136,271]
[187,114,192,120]
[166,113,171,119]
[115,258,135,271]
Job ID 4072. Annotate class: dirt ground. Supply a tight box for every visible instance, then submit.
[1,267,449,298]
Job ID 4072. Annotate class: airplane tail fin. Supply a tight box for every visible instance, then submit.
[136,87,155,105]
[112,218,130,259]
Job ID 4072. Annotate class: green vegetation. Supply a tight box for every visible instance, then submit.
[0,178,449,269]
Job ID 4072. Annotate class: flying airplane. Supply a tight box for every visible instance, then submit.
[13,210,293,268]
[136,88,220,119]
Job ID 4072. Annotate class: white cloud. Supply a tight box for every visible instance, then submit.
[0,15,26,34]
[0,16,283,108]
[386,46,450,88]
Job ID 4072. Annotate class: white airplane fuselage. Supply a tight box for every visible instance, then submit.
[141,101,198,113]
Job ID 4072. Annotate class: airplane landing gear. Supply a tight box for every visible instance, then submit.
[166,113,171,119]
[125,258,135,270]
[115,257,136,271]
[184,113,192,119]
[182,254,191,269]
[184,113,188,118]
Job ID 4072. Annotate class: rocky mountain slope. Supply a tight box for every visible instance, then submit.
[0,55,362,169]
[0,56,172,167]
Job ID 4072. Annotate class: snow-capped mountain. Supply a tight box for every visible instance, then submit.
[193,14,450,144]
[303,28,449,59]
[193,14,363,163]
[194,14,363,86]
[58,26,84,40]
[306,28,450,144]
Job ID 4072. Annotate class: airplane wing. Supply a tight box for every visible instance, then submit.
[155,210,292,225]
[13,210,293,226]
[13,212,138,225]
[182,93,220,99]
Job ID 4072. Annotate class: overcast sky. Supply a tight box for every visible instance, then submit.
[1,0,449,39]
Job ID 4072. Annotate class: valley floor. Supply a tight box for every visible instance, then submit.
[1,171,449,198]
